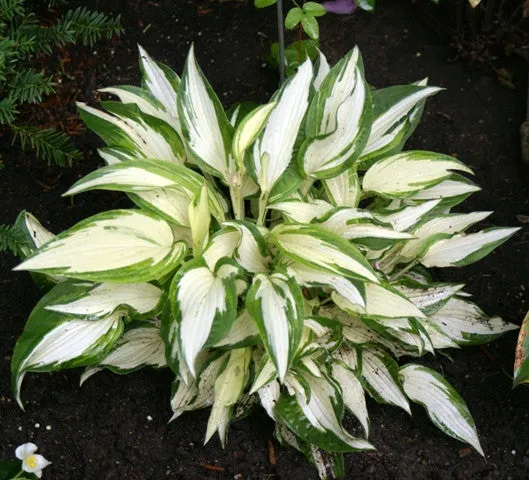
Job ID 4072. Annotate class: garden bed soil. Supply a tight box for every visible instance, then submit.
[1,1,529,479]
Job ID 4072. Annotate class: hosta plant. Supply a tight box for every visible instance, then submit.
[12,45,518,478]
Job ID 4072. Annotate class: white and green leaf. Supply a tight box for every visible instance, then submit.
[299,47,372,178]
[421,227,519,267]
[246,272,304,382]
[253,60,312,193]
[400,364,483,455]
[361,348,410,412]
[363,151,473,198]
[272,223,379,283]
[15,210,187,283]
[169,257,238,376]
[178,45,234,182]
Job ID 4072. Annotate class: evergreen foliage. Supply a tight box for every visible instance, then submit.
[0,0,123,165]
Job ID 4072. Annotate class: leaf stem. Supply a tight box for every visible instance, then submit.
[300,177,314,197]
[389,259,419,282]
[230,184,244,221]
[257,192,269,226]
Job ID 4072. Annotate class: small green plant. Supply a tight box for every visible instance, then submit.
[0,442,50,480]
[255,0,374,77]
[11,46,518,478]
[0,0,123,168]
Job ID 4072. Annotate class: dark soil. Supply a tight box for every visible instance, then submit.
[1,1,529,479]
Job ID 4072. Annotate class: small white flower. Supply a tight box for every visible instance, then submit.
[15,443,51,478]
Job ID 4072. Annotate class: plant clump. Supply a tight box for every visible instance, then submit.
[11,45,518,478]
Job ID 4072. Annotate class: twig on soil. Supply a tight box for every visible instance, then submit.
[200,463,225,472]
[268,439,277,465]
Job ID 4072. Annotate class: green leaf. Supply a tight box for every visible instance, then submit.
[255,0,277,7]
[400,364,483,455]
[301,13,319,40]
[285,7,304,29]
[14,210,187,283]
[0,460,22,480]
[303,2,327,17]
[246,272,304,381]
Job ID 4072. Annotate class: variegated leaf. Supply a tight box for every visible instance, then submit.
[213,311,259,348]
[99,85,174,126]
[300,47,371,178]
[168,257,239,376]
[12,281,125,408]
[15,210,186,283]
[313,51,330,90]
[425,297,517,346]
[45,281,162,318]
[333,282,426,319]
[514,311,529,387]
[170,352,227,420]
[138,45,179,121]
[286,261,365,309]
[178,46,235,182]
[64,158,201,196]
[246,272,304,382]
[363,151,473,198]
[77,101,184,163]
[277,373,374,452]
[80,322,166,383]
[253,60,312,193]
[222,221,271,273]
[232,102,276,167]
[398,211,492,262]
[12,211,66,288]
[332,360,369,436]
[323,169,362,208]
[205,348,251,445]
[360,84,441,162]
[269,199,333,224]
[374,199,441,232]
[400,364,483,455]
[406,174,480,204]
[361,348,410,412]
[188,183,211,254]
[394,283,464,315]
[421,227,519,268]
[272,223,379,283]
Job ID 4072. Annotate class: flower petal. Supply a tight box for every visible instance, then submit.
[15,442,38,460]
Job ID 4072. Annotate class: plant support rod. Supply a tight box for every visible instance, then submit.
[277,0,286,84]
